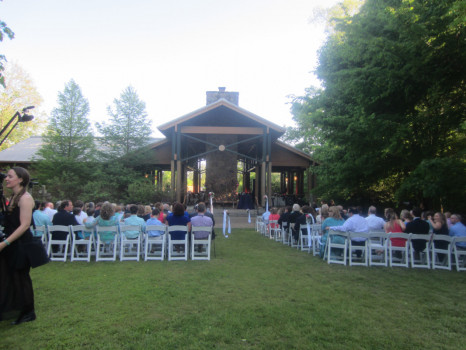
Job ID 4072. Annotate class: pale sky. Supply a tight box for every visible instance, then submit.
[1,0,338,137]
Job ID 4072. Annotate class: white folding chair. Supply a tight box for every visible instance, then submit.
[431,234,453,270]
[255,216,263,232]
[289,225,299,249]
[33,225,48,245]
[119,225,142,261]
[95,226,119,262]
[349,232,370,266]
[268,220,280,241]
[70,225,94,262]
[298,226,311,252]
[311,224,322,256]
[47,225,71,262]
[191,226,212,260]
[409,233,432,269]
[168,225,189,261]
[327,230,348,265]
[281,222,290,245]
[452,237,466,271]
[387,232,410,268]
[367,231,388,267]
[144,225,167,261]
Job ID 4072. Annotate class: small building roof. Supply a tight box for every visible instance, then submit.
[0,136,44,163]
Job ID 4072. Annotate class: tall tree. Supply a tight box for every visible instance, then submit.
[34,80,95,200]
[39,79,94,161]
[0,0,14,88]
[0,62,46,150]
[289,0,466,210]
[96,86,152,158]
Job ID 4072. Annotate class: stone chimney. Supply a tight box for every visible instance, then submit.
[206,87,239,106]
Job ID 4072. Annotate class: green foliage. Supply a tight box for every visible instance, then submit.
[0,63,46,151]
[127,178,156,203]
[34,80,97,201]
[96,86,152,158]
[291,0,466,210]
[396,158,466,212]
[38,79,95,161]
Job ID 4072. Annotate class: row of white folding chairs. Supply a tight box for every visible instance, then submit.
[40,224,212,262]
[326,230,466,271]
[256,218,323,257]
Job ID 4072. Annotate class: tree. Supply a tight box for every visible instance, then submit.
[96,86,152,159]
[34,80,96,200]
[289,0,466,210]
[0,0,14,88]
[0,62,46,150]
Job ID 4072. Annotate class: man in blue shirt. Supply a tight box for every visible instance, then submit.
[450,214,466,248]
[123,205,146,238]
[146,208,164,237]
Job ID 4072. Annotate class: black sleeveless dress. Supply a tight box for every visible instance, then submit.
[0,203,35,320]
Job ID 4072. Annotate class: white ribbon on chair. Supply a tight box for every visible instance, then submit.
[247,209,251,223]
[209,192,214,215]
[306,221,312,248]
[223,210,231,238]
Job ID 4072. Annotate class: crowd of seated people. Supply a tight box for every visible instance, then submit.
[33,200,216,246]
[271,201,466,258]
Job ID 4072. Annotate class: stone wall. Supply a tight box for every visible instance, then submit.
[205,134,238,201]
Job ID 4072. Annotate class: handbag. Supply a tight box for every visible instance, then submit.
[20,237,50,268]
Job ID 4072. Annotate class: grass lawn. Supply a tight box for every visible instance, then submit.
[1,229,465,349]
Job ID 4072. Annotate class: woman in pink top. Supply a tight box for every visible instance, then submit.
[268,207,280,229]
[384,208,406,247]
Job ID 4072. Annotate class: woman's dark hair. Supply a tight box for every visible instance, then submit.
[73,207,82,216]
[130,205,138,215]
[9,167,30,210]
[172,202,185,216]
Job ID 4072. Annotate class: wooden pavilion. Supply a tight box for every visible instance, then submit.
[143,88,316,207]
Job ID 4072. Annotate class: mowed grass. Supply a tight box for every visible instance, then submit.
[1,229,465,349]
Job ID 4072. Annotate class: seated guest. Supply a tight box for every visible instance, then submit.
[405,207,430,253]
[165,202,191,241]
[84,202,119,243]
[428,212,449,259]
[288,204,303,244]
[449,214,466,249]
[123,205,146,238]
[146,208,165,237]
[52,200,79,240]
[190,203,213,239]
[330,207,369,257]
[384,208,406,247]
[33,201,52,229]
[278,206,292,229]
[365,206,385,231]
[320,206,345,257]
[142,205,152,221]
[262,208,271,224]
[268,207,280,229]
[43,201,57,221]
[293,205,315,243]
[400,209,413,225]
[73,200,88,225]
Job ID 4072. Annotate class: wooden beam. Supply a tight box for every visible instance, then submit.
[180,126,264,135]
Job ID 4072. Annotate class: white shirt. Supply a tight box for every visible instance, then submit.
[365,214,385,231]
[330,214,369,241]
[43,207,57,221]
[74,211,88,225]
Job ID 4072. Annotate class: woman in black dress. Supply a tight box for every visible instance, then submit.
[0,167,36,325]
